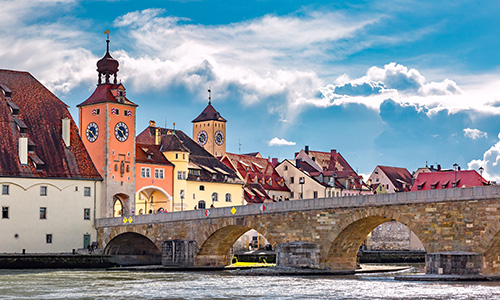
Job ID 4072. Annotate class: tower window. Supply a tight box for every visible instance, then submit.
[84,208,91,220]
[40,207,47,219]
[46,234,52,244]
[225,193,232,202]
[84,187,91,197]
[40,186,47,196]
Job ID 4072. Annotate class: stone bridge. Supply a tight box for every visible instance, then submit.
[96,186,500,275]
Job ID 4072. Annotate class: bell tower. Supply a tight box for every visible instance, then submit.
[192,89,227,157]
[77,30,138,218]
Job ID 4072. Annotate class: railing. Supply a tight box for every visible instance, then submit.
[95,185,500,227]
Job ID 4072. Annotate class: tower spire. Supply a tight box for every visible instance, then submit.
[208,87,212,105]
[96,29,119,85]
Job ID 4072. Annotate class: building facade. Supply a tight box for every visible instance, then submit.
[0,69,102,253]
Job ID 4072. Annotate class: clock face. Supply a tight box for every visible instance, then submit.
[215,130,224,146]
[86,122,99,143]
[114,122,129,142]
[197,130,208,146]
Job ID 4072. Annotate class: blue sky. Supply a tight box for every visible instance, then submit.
[2,0,500,180]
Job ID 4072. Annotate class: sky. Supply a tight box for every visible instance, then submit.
[2,0,500,181]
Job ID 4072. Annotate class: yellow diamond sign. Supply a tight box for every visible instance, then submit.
[128,217,133,223]
[123,217,128,224]
[231,207,237,215]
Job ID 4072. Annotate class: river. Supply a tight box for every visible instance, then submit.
[0,269,499,300]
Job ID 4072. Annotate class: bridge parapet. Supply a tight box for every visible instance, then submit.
[96,185,500,227]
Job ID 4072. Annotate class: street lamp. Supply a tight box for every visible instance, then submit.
[453,163,459,188]
[299,177,305,199]
[479,166,484,186]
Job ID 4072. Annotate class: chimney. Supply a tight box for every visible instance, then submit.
[305,145,309,154]
[271,157,279,167]
[437,164,441,171]
[149,120,156,127]
[62,118,70,147]
[19,137,28,165]
[155,128,161,145]
[296,158,302,169]
[331,149,337,157]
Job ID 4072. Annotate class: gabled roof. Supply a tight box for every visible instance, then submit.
[77,83,137,107]
[295,148,368,190]
[222,152,290,192]
[136,143,173,166]
[136,125,241,184]
[0,69,101,180]
[377,165,413,192]
[410,170,487,191]
[192,103,227,123]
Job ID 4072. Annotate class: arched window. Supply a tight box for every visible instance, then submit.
[225,193,231,202]
[199,185,205,191]
[212,192,218,202]
[198,200,206,209]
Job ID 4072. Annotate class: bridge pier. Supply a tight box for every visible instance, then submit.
[276,242,321,269]
[426,252,482,275]
[162,240,197,267]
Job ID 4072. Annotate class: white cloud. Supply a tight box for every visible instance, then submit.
[268,137,296,147]
[468,133,500,182]
[463,128,487,140]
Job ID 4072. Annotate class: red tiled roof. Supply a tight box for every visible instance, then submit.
[136,126,241,184]
[0,69,101,180]
[136,143,173,166]
[378,165,413,192]
[410,170,486,191]
[77,83,137,107]
[223,152,290,192]
[192,103,227,122]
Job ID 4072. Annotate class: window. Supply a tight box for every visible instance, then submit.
[2,207,8,219]
[2,185,8,195]
[84,187,91,197]
[199,185,205,191]
[40,207,47,219]
[84,208,90,220]
[198,200,206,209]
[175,153,179,159]
[291,192,294,198]
[225,193,231,202]
[40,186,47,196]
[299,193,303,199]
[141,167,151,178]
[46,234,52,244]
[313,191,318,198]
[284,166,288,171]
[290,177,294,184]
[212,192,218,202]
[155,168,164,179]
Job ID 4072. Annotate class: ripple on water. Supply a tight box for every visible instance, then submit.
[0,270,498,300]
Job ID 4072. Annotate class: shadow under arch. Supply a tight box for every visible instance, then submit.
[195,224,273,267]
[323,216,428,270]
[104,232,161,266]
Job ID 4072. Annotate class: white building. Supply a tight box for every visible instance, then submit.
[0,69,102,253]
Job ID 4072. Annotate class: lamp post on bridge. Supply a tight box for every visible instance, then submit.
[453,163,459,188]
[479,166,484,186]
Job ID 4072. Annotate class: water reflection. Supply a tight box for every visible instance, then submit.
[0,269,498,300]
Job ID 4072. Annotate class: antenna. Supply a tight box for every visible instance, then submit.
[238,139,241,154]
[208,87,212,105]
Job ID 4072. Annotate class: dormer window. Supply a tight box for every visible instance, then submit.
[13,117,28,134]
[6,101,19,115]
[0,83,12,98]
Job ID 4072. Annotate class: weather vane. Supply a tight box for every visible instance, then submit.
[208,87,212,105]
[104,29,110,40]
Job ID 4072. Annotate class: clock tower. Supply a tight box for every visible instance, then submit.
[192,91,227,157]
[77,32,138,218]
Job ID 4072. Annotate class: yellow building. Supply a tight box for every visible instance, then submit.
[136,122,244,211]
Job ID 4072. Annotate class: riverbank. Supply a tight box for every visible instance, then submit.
[0,254,117,269]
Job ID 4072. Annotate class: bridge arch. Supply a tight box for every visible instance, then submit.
[195,218,274,266]
[104,232,161,266]
[322,207,428,270]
